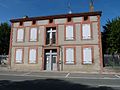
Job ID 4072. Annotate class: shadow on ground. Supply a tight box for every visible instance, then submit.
[0,79,114,90]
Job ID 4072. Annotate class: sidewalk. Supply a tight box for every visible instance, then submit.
[0,66,120,76]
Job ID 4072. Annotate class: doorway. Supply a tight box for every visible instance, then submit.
[44,49,57,71]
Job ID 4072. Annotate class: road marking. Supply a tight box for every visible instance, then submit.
[98,85,120,88]
[115,75,120,78]
[65,73,70,78]
[22,72,31,76]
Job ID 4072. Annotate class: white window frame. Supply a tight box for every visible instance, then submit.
[83,47,93,64]
[15,49,23,63]
[30,27,38,41]
[82,24,91,39]
[17,28,24,42]
[29,48,37,64]
[65,48,74,64]
[65,25,74,40]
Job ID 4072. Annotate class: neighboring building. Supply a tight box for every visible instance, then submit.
[9,11,103,72]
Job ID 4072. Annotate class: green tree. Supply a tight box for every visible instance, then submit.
[102,17,120,54]
[0,22,11,55]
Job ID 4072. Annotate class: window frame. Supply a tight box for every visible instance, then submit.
[64,24,76,41]
[82,46,94,65]
[15,48,24,64]
[64,47,76,65]
[45,26,57,45]
[29,27,38,42]
[16,28,24,42]
[28,48,38,64]
[81,23,93,40]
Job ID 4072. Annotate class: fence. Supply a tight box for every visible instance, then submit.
[104,54,120,67]
[0,55,8,65]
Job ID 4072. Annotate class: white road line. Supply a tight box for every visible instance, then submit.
[22,72,31,76]
[65,73,70,78]
[98,85,120,88]
[115,75,120,78]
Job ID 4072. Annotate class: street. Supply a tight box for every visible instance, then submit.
[0,71,120,90]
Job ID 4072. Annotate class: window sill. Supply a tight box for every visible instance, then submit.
[65,39,75,41]
[65,63,75,65]
[81,39,93,40]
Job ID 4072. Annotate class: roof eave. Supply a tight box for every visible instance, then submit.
[10,11,102,23]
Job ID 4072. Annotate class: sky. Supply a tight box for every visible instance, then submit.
[0,0,120,30]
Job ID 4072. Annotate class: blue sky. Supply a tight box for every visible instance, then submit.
[0,0,120,29]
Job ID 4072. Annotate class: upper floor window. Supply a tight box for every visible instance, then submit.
[30,27,37,41]
[46,27,56,45]
[65,25,74,40]
[82,24,91,39]
[17,28,24,42]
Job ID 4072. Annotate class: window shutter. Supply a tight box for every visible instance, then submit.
[83,48,92,64]
[29,49,36,63]
[17,29,24,42]
[30,28,37,41]
[66,25,74,40]
[16,49,23,63]
[82,24,91,39]
[66,48,74,64]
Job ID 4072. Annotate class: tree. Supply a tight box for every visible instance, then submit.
[102,17,120,54]
[0,22,11,55]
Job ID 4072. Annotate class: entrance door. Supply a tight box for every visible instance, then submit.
[45,50,57,71]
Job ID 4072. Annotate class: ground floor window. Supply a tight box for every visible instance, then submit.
[65,47,75,64]
[15,48,23,63]
[82,47,93,64]
[29,48,37,64]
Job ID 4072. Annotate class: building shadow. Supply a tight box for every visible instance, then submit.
[0,79,114,90]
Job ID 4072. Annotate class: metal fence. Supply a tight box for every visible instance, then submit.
[104,54,120,67]
[0,55,8,65]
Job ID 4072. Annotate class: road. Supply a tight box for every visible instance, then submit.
[0,71,120,90]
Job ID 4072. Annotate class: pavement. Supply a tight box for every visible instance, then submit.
[0,70,120,79]
[0,70,120,90]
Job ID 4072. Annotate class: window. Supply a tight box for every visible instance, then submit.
[83,47,92,64]
[15,49,23,63]
[46,27,56,45]
[65,25,74,40]
[65,48,74,64]
[17,28,24,42]
[82,24,91,39]
[29,49,37,64]
[30,28,37,41]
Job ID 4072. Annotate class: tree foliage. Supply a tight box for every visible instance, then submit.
[102,17,120,54]
[0,22,11,55]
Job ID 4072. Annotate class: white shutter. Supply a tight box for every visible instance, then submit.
[29,49,36,63]
[66,25,74,40]
[83,48,92,64]
[66,48,74,64]
[16,49,23,63]
[17,29,24,42]
[82,24,91,39]
[30,28,37,41]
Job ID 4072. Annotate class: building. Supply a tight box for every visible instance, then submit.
[9,11,103,72]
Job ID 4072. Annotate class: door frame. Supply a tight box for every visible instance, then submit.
[42,47,60,71]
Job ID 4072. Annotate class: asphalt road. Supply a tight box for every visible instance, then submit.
[0,71,120,90]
